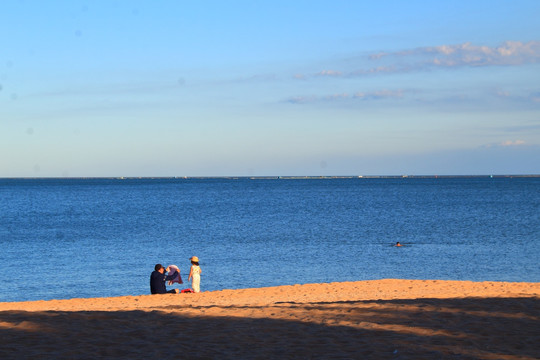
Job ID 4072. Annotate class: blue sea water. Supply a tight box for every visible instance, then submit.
[0,177,539,302]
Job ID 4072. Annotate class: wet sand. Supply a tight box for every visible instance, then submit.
[1,279,539,359]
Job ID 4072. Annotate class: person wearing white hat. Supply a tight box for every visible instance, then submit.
[188,256,202,293]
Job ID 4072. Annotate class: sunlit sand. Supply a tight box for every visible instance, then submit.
[1,279,538,359]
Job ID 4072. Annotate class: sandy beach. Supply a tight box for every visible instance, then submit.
[1,279,538,359]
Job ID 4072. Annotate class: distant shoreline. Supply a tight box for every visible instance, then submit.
[2,174,540,180]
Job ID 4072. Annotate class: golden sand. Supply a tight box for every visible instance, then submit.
[1,279,539,359]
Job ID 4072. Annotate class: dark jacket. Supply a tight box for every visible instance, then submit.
[150,270,179,294]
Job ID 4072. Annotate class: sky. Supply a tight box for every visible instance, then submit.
[1,1,539,177]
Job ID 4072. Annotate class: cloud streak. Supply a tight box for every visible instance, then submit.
[372,41,540,66]
[483,140,527,148]
[308,41,540,79]
[286,89,404,104]
[500,140,526,146]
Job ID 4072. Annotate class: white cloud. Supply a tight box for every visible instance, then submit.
[428,41,540,67]
[484,140,527,148]
[374,41,540,66]
[311,41,540,79]
[354,89,403,99]
[286,95,317,104]
[350,66,398,76]
[500,140,526,147]
[493,89,540,104]
[286,89,404,104]
[317,70,343,77]
[324,93,349,100]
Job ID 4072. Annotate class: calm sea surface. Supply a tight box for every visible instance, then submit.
[1,177,539,302]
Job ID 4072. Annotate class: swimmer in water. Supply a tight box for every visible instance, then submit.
[395,242,402,247]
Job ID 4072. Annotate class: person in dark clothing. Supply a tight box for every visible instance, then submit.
[150,264,180,294]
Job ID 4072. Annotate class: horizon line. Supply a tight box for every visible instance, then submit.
[1,174,540,180]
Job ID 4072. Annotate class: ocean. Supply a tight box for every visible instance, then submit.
[1,177,539,302]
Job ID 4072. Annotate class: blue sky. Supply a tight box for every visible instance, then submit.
[1,1,539,177]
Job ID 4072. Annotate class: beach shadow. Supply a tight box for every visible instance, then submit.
[0,297,538,359]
